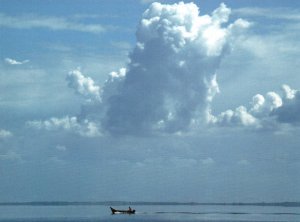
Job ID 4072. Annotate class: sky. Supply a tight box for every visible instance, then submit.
[0,0,300,203]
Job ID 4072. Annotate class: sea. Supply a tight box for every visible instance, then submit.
[0,204,299,222]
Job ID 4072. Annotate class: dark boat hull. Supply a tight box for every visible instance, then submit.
[110,207,135,214]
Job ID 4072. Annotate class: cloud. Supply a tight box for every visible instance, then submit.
[56,144,67,151]
[66,68,101,102]
[201,157,215,165]
[0,151,21,161]
[0,129,13,138]
[27,116,101,137]
[100,2,249,135]
[110,41,132,50]
[0,13,105,34]
[210,85,300,130]
[274,85,300,124]
[2,4,299,139]
[30,2,300,136]
[234,7,300,21]
[282,84,297,100]
[237,160,250,165]
[140,0,160,4]
[4,58,29,65]
[211,106,258,128]
[170,157,198,168]
[135,157,198,169]
[26,68,104,138]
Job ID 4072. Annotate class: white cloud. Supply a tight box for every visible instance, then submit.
[4,58,29,65]
[27,116,101,137]
[282,84,297,100]
[210,85,300,130]
[0,129,13,138]
[250,94,265,114]
[56,144,67,151]
[66,68,101,102]
[27,2,300,136]
[201,157,215,165]
[101,2,248,135]
[213,106,259,128]
[205,74,220,102]
[20,2,250,136]
[0,13,105,34]
[108,68,126,80]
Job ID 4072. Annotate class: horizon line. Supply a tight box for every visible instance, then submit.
[0,201,299,207]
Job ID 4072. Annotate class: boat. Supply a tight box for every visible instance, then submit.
[110,206,135,214]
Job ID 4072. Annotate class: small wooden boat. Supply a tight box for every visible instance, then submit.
[110,207,135,214]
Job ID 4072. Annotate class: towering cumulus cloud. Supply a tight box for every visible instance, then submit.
[27,2,250,137]
[103,2,249,134]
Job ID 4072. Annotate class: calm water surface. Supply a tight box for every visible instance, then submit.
[0,205,299,222]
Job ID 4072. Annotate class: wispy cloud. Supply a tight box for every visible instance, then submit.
[201,157,215,165]
[0,129,13,138]
[4,58,29,65]
[110,41,132,50]
[56,144,67,151]
[72,13,119,20]
[140,0,158,4]
[0,13,105,34]
[233,7,300,21]
[0,151,21,161]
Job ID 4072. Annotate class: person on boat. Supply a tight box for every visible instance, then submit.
[128,206,132,211]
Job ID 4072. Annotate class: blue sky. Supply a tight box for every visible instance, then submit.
[0,0,300,202]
